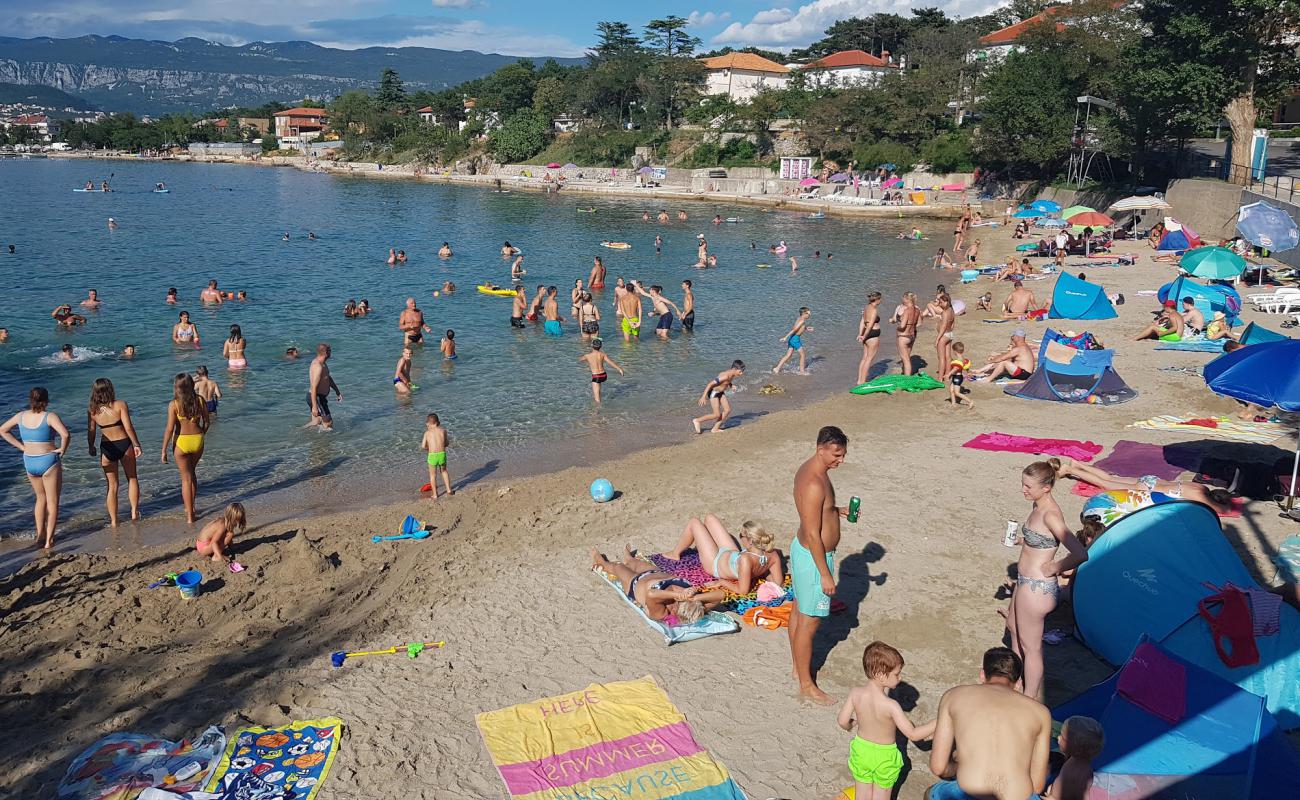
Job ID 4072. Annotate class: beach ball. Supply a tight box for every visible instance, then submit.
[590,478,614,503]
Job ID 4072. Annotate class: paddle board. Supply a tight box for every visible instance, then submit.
[153,189,171,193]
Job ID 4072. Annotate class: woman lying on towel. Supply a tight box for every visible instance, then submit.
[1051,457,1236,514]
[592,547,726,624]
[666,514,784,595]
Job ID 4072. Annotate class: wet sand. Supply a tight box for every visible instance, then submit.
[3,230,1297,799]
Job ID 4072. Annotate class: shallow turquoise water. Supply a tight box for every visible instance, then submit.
[0,158,930,537]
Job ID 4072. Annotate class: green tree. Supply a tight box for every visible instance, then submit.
[974,48,1076,172]
[479,60,538,114]
[331,90,379,137]
[589,21,641,62]
[377,68,406,110]
[532,76,572,121]
[489,109,550,163]
[643,16,702,129]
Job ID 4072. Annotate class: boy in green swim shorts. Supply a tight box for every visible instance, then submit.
[837,641,936,799]
[421,413,453,500]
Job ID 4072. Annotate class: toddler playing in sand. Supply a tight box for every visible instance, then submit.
[421,413,453,499]
[196,502,246,566]
[837,641,936,799]
[1046,716,1104,800]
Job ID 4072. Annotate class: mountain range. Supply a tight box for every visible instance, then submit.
[0,35,583,115]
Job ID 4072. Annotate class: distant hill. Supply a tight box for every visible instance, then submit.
[0,35,583,114]
[0,81,95,112]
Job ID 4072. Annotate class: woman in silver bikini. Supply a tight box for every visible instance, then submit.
[1005,461,1088,700]
[666,514,784,595]
[590,546,725,623]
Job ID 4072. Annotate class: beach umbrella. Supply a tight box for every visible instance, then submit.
[1030,199,1062,213]
[1203,339,1300,499]
[1016,243,1040,251]
[1067,211,1114,227]
[1013,208,1043,219]
[1060,205,1095,220]
[1040,218,1068,228]
[1237,201,1300,253]
[1108,195,1172,212]
[562,162,578,169]
[829,172,850,183]
[1181,246,1248,280]
[637,166,654,174]
[546,162,561,169]
[799,177,821,186]
[877,162,897,170]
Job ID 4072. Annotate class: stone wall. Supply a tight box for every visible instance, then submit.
[1164,178,1247,240]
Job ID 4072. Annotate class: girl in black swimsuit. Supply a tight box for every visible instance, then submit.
[87,378,144,526]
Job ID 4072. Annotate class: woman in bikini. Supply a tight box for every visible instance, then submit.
[893,292,920,375]
[1051,457,1235,513]
[222,324,247,369]
[856,291,882,385]
[590,546,725,623]
[86,378,144,526]
[667,515,784,595]
[589,256,606,289]
[172,311,199,346]
[577,292,600,339]
[1006,461,1088,701]
[0,387,70,548]
[161,373,210,524]
[570,279,585,321]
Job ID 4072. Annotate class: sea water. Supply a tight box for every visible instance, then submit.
[0,158,934,547]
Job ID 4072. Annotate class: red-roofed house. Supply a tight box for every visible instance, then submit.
[801,50,899,88]
[974,4,1124,62]
[7,113,59,141]
[273,107,328,144]
[417,106,436,123]
[700,53,791,102]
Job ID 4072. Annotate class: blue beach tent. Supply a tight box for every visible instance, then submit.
[1158,276,1242,325]
[1073,501,1300,728]
[1004,329,1136,404]
[1157,228,1194,251]
[1238,321,1290,346]
[1053,639,1300,800]
[1048,272,1117,320]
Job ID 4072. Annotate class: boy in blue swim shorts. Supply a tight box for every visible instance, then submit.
[773,306,812,375]
[838,641,935,799]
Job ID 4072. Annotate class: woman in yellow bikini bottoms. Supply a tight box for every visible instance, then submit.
[161,372,210,523]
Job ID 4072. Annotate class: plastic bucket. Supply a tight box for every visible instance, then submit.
[175,570,203,599]
[961,269,979,284]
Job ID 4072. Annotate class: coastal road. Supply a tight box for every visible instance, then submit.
[1188,138,1300,177]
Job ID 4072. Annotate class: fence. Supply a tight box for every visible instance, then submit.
[1178,154,1298,205]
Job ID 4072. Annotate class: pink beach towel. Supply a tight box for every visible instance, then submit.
[962,432,1103,462]
[1117,642,1187,724]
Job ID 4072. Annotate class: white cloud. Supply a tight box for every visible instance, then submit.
[687,10,732,26]
[432,0,477,7]
[713,0,1002,47]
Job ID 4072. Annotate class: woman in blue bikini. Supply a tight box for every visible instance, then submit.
[1005,461,1088,701]
[0,387,70,548]
[667,515,784,595]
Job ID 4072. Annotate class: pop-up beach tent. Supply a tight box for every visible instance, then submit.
[1048,272,1117,320]
[1073,501,1300,728]
[1053,639,1300,800]
[1238,321,1290,346]
[1004,329,1136,404]
[1158,276,1243,325]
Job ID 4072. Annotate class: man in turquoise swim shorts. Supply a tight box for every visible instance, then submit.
[926,648,1051,800]
[788,425,848,705]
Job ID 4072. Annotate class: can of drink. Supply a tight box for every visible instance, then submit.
[847,496,861,523]
[1003,520,1019,547]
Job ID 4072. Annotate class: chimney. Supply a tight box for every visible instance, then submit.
[882,49,891,64]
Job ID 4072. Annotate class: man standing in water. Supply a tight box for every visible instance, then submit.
[307,343,342,430]
[927,648,1051,800]
[510,286,528,328]
[789,425,848,704]
[618,283,643,341]
[399,297,431,345]
[201,280,223,305]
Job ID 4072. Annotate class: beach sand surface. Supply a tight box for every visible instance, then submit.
[3,231,1298,799]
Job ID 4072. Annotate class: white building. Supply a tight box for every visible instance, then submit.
[7,114,60,141]
[699,53,790,103]
[800,50,898,88]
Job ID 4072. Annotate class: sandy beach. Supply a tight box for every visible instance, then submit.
[3,223,1297,799]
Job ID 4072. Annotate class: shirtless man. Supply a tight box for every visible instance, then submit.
[935,295,956,380]
[788,425,849,704]
[399,297,431,345]
[618,285,643,341]
[542,286,564,335]
[510,286,528,328]
[973,332,1036,381]
[51,304,86,328]
[680,280,695,332]
[200,280,223,305]
[640,284,681,339]
[511,255,526,282]
[1001,281,1038,319]
[927,648,1051,800]
[695,234,709,268]
[393,347,413,394]
[80,289,103,309]
[1132,301,1184,341]
[307,343,342,430]
[1180,297,1205,335]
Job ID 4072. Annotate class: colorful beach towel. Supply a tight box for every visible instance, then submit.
[850,373,945,395]
[647,550,793,613]
[58,727,226,800]
[1154,337,1225,353]
[1129,415,1287,444]
[594,568,739,644]
[1094,440,1186,481]
[962,432,1103,462]
[203,718,342,800]
[477,676,746,800]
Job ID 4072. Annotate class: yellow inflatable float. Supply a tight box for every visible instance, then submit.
[477,284,517,297]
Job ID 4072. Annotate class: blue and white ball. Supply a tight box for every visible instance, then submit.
[590,478,614,503]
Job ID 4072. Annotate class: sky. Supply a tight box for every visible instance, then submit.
[7,0,1006,58]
